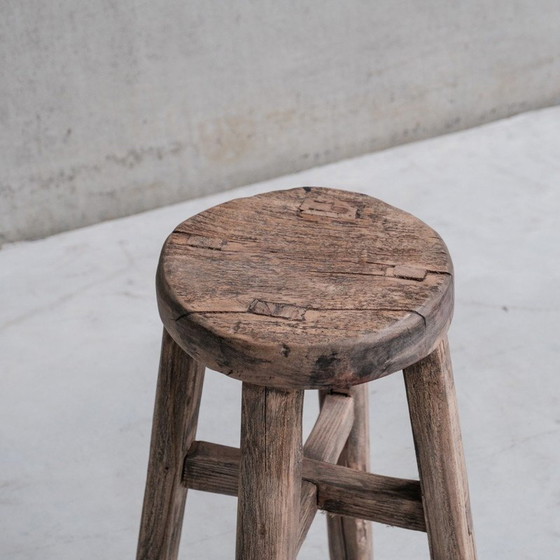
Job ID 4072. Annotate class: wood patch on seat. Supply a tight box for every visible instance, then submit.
[299,197,358,220]
[248,299,307,320]
[186,235,226,250]
[392,265,427,281]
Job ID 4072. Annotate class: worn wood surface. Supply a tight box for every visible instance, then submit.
[404,337,477,560]
[157,187,454,389]
[136,329,205,560]
[310,457,426,532]
[304,393,355,461]
[183,441,426,532]
[236,384,303,560]
[322,385,373,560]
[298,393,355,550]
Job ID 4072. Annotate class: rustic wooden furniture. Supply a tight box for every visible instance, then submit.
[136,187,477,560]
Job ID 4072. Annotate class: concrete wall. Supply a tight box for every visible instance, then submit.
[2,1,560,243]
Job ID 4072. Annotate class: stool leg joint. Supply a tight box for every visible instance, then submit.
[183,440,426,532]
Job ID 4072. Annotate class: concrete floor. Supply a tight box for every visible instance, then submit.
[1,106,559,559]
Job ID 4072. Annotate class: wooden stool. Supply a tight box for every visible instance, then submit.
[136,187,477,560]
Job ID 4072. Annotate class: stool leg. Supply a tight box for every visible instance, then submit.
[321,385,373,560]
[236,383,304,560]
[403,336,477,560]
[136,329,205,560]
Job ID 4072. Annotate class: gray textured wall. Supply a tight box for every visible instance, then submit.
[2,1,560,243]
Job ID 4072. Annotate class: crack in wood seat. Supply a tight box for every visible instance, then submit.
[157,186,454,389]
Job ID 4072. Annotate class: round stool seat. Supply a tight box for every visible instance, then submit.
[157,187,453,389]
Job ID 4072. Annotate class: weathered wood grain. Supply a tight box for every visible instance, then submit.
[183,441,426,532]
[298,393,355,550]
[310,457,426,532]
[322,384,373,560]
[304,393,355,462]
[136,329,205,560]
[404,337,477,560]
[157,187,454,389]
[236,384,304,560]
[183,441,240,497]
